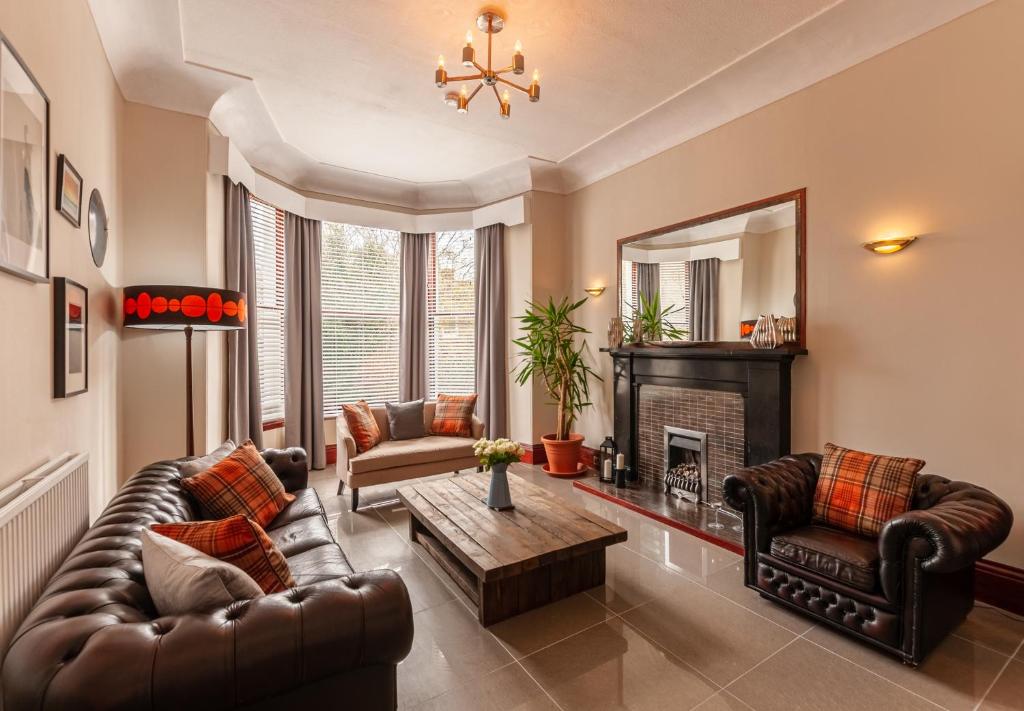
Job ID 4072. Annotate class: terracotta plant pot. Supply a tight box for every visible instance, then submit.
[541,433,585,475]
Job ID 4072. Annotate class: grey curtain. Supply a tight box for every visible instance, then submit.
[474,223,508,438]
[224,178,263,447]
[636,262,660,306]
[688,258,720,341]
[284,212,326,469]
[399,232,430,401]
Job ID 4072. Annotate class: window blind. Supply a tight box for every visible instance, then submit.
[427,231,476,399]
[620,260,637,320]
[320,222,401,413]
[250,196,286,422]
[659,261,690,338]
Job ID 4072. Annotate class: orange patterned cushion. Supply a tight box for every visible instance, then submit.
[430,393,477,437]
[342,400,381,453]
[812,443,925,537]
[151,515,295,593]
[181,440,294,528]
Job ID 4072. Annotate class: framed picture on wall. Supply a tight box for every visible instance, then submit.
[56,155,82,227]
[54,277,88,398]
[0,33,50,282]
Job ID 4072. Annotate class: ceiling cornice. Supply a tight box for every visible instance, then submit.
[89,0,991,210]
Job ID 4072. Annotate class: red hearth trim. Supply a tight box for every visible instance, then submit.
[326,444,337,466]
[572,479,744,556]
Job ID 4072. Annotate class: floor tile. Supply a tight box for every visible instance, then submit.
[727,638,939,711]
[703,561,815,634]
[953,605,1024,656]
[410,662,559,711]
[398,598,515,708]
[804,624,1008,711]
[520,618,720,711]
[489,592,613,660]
[693,690,755,711]
[586,543,689,613]
[621,576,796,686]
[624,525,740,582]
[978,658,1024,710]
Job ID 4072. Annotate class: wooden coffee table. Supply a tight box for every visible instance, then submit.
[397,471,627,626]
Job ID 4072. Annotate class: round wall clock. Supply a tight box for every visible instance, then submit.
[88,189,108,268]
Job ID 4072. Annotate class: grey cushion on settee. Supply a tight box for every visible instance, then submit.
[385,399,426,440]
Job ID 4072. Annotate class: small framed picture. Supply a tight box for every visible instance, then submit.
[56,155,82,227]
[54,277,88,398]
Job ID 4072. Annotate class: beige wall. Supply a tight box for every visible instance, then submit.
[120,103,225,477]
[740,226,796,322]
[0,0,125,518]
[566,0,1024,566]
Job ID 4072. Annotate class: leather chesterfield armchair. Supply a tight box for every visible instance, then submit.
[1,448,414,710]
[723,453,1012,665]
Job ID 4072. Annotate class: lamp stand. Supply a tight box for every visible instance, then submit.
[184,325,195,457]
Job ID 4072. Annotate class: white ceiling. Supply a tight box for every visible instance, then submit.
[88,0,990,209]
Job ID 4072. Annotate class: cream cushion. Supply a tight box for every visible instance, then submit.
[348,436,475,475]
[141,529,264,616]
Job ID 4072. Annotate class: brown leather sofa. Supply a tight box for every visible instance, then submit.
[1,448,414,710]
[723,453,1012,665]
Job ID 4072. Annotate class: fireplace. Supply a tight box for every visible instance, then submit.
[573,343,805,550]
[663,426,707,503]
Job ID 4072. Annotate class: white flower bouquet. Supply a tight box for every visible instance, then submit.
[473,437,525,469]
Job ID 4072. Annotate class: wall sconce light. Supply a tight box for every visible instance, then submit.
[584,286,606,297]
[863,237,917,254]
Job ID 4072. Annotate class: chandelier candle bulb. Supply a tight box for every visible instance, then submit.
[529,69,541,102]
[435,56,447,87]
[513,40,524,74]
[462,30,475,67]
[500,89,511,119]
[457,85,469,114]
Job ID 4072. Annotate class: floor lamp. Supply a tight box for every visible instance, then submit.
[123,285,247,457]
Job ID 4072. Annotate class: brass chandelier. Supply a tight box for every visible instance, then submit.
[434,11,540,119]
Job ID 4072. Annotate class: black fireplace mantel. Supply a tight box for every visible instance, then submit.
[602,343,807,472]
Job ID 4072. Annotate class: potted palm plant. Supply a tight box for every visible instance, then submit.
[623,291,688,343]
[513,296,601,475]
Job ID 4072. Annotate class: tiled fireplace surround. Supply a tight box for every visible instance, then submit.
[637,386,745,506]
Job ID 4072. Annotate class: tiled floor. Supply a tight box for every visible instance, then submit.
[309,464,1024,711]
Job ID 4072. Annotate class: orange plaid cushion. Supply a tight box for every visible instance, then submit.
[181,440,294,528]
[342,400,381,453]
[430,393,477,437]
[812,443,924,537]
[151,515,295,593]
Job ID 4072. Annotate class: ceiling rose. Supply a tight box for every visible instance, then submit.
[434,11,540,120]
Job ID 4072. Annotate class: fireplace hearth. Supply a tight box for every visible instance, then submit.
[576,343,805,550]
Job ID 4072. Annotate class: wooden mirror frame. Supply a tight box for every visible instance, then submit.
[616,188,806,348]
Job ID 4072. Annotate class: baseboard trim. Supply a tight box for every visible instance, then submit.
[519,442,546,465]
[976,559,1024,615]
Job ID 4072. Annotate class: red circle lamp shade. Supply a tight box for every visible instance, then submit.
[123,285,247,331]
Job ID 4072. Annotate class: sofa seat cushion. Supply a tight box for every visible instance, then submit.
[268,488,325,528]
[287,545,354,586]
[268,514,336,558]
[770,525,879,593]
[349,436,475,475]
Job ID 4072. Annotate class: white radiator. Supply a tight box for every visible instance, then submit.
[0,453,89,660]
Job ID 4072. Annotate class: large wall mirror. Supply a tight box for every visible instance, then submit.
[616,188,806,347]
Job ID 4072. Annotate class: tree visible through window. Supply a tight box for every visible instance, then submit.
[320,223,401,413]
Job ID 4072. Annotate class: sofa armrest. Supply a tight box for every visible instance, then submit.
[879,480,1012,574]
[723,453,821,553]
[262,446,308,492]
[2,570,414,710]
[335,416,357,475]
[471,415,485,439]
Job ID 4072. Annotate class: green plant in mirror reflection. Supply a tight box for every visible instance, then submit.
[623,291,688,342]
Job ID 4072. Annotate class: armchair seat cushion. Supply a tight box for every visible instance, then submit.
[770,525,879,593]
[349,436,475,475]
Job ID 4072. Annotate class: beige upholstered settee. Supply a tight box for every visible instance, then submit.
[335,401,484,511]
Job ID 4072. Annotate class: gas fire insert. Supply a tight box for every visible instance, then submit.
[663,426,708,503]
